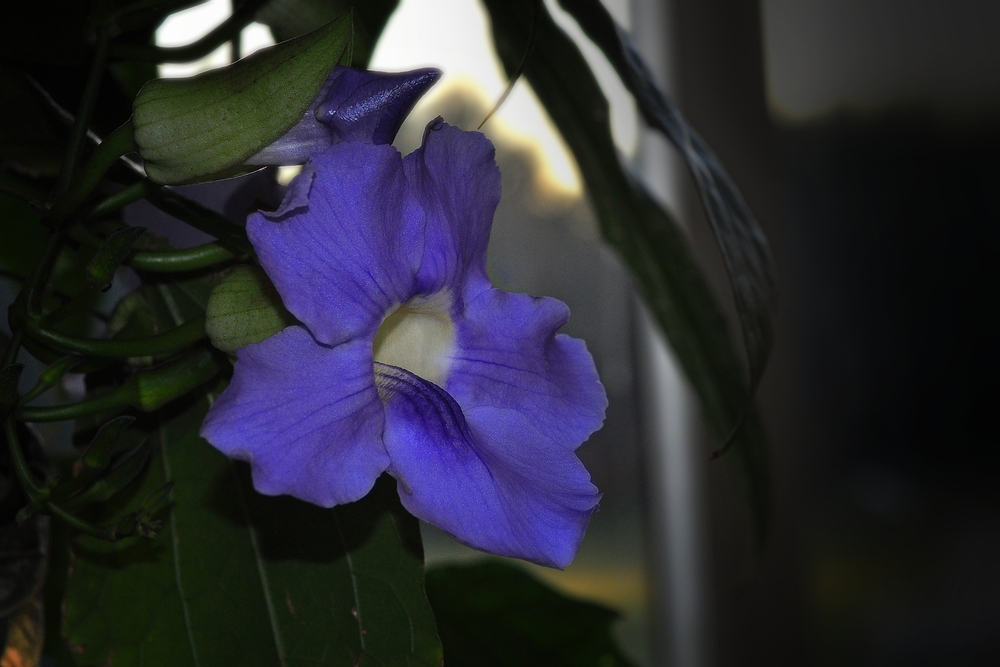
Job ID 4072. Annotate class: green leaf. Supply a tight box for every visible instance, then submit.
[426,561,636,667]
[483,0,770,543]
[133,14,353,185]
[63,282,441,666]
[557,0,777,405]
[205,265,295,353]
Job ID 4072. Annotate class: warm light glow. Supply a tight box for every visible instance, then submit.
[155,0,275,79]
[370,0,585,197]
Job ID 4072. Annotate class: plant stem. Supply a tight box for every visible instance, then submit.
[3,412,43,496]
[146,187,254,255]
[54,30,111,198]
[17,386,131,423]
[130,243,241,272]
[48,122,138,223]
[86,180,158,220]
[25,314,206,358]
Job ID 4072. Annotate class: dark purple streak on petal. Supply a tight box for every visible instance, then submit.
[376,363,599,568]
[201,327,389,506]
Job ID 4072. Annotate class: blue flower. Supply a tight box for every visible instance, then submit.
[201,68,607,568]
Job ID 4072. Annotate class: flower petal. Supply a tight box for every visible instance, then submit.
[377,364,599,568]
[201,327,389,506]
[403,120,500,303]
[447,289,607,451]
[248,143,423,345]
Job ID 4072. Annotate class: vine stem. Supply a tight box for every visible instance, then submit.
[25,314,207,358]
[54,29,111,198]
[48,123,138,223]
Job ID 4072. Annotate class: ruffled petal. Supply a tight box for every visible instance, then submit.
[403,120,499,303]
[447,289,607,451]
[201,327,389,506]
[376,364,599,568]
[248,143,423,345]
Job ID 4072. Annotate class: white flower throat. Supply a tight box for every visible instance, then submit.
[372,294,455,387]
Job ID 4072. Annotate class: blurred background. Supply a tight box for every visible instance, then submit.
[37,0,1000,665]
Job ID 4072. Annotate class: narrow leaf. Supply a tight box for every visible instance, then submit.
[62,440,153,511]
[558,0,777,401]
[483,0,770,543]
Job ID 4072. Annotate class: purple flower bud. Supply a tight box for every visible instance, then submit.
[246,66,440,166]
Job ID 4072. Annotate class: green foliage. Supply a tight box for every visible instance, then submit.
[132,14,353,185]
[426,561,636,667]
[60,283,441,666]
[559,0,777,404]
[205,265,296,354]
[483,0,770,544]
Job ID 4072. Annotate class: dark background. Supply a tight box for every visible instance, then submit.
[665,0,1000,664]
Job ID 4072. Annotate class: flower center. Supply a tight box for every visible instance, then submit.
[373,294,455,387]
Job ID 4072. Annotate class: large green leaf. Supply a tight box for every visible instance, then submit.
[426,561,636,667]
[62,281,441,666]
[482,0,769,542]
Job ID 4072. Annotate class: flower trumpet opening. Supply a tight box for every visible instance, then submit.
[373,293,455,388]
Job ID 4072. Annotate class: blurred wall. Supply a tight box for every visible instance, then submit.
[657,0,1000,664]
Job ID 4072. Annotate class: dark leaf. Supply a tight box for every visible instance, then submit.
[426,561,636,667]
[558,0,777,405]
[62,282,441,666]
[61,440,153,511]
[483,0,769,543]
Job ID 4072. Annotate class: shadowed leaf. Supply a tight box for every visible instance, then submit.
[483,0,769,545]
[62,279,441,666]
[426,561,636,667]
[559,0,777,403]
